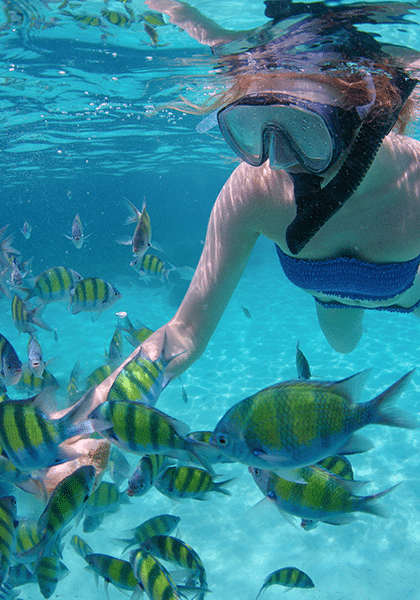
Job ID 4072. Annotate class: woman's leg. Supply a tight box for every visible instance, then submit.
[315,302,364,353]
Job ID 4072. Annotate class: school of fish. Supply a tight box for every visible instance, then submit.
[0,214,418,599]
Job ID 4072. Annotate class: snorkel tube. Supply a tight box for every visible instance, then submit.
[286,70,418,254]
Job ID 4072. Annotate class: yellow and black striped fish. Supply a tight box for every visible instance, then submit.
[127,454,168,497]
[37,555,69,598]
[100,8,134,27]
[155,466,233,501]
[22,266,82,305]
[13,363,59,394]
[89,400,213,471]
[130,548,180,600]
[116,514,180,554]
[70,534,94,560]
[140,535,207,594]
[69,277,121,315]
[255,567,314,598]
[0,495,17,585]
[116,314,154,347]
[84,481,130,517]
[11,294,52,333]
[85,553,140,597]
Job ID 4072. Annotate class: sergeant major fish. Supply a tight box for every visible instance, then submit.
[115,514,181,554]
[11,295,52,333]
[255,567,314,599]
[69,277,121,316]
[210,369,418,478]
[121,200,152,259]
[0,334,22,386]
[155,465,233,501]
[249,465,399,527]
[0,496,17,585]
[21,266,83,306]
[64,213,91,249]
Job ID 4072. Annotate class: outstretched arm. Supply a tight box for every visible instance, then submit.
[144,0,253,46]
[137,164,267,378]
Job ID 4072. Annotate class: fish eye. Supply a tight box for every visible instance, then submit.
[254,469,260,476]
[215,433,229,446]
[267,491,276,501]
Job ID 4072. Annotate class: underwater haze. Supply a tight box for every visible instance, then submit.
[1,1,420,599]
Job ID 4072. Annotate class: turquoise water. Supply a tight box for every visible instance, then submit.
[1,1,420,599]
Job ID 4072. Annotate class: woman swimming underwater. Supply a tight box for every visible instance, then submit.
[134,0,420,374]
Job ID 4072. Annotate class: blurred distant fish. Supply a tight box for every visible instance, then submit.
[0,226,20,260]
[181,384,188,404]
[296,342,311,379]
[116,314,153,347]
[64,213,91,249]
[140,10,165,26]
[105,328,124,366]
[120,200,152,259]
[22,266,83,306]
[66,190,72,200]
[20,221,32,240]
[143,22,159,45]
[255,567,314,599]
[100,8,134,27]
[67,359,81,400]
[69,277,121,315]
[0,334,22,386]
[27,335,45,378]
[11,295,52,333]
[240,305,251,319]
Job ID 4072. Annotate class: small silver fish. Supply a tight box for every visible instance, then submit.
[64,213,91,249]
[27,335,45,378]
[20,221,32,239]
[123,199,151,259]
[0,334,22,386]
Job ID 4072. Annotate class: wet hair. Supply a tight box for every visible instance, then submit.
[177,67,417,134]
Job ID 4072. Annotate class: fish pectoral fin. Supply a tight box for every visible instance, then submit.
[272,469,308,485]
[336,433,374,455]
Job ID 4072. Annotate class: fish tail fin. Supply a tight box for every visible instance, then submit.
[29,305,52,332]
[215,477,236,496]
[357,482,402,518]
[368,370,418,429]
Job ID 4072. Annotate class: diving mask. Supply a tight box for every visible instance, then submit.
[216,93,361,173]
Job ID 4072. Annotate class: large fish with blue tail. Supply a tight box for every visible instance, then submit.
[249,465,399,527]
[20,266,83,306]
[0,334,22,386]
[69,277,121,316]
[210,369,418,478]
[0,389,100,472]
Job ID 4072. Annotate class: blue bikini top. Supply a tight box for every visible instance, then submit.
[275,245,420,301]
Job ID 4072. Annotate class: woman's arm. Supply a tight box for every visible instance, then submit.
[144,0,253,46]
[138,164,267,378]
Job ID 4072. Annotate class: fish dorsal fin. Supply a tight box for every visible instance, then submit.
[326,369,372,402]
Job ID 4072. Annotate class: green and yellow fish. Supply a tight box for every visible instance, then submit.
[0,496,17,585]
[130,548,180,600]
[37,555,69,599]
[85,553,142,598]
[69,277,121,315]
[70,534,94,560]
[11,295,52,333]
[255,567,314,599]
[21,266,82,306]
[116,514,180,554]
[127,454,168,497]
[116,314,154,347]
[13,364,59,394]
[210,369,417,477]
[84,481,130,517]
[155,465,233,501]
[249,464,399,526]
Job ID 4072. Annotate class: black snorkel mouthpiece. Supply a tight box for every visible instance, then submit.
[286,71,418,255]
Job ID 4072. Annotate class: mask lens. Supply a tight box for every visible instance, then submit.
[218,99,337,171]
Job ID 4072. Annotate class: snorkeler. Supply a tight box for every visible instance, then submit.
[128,0,420,374]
